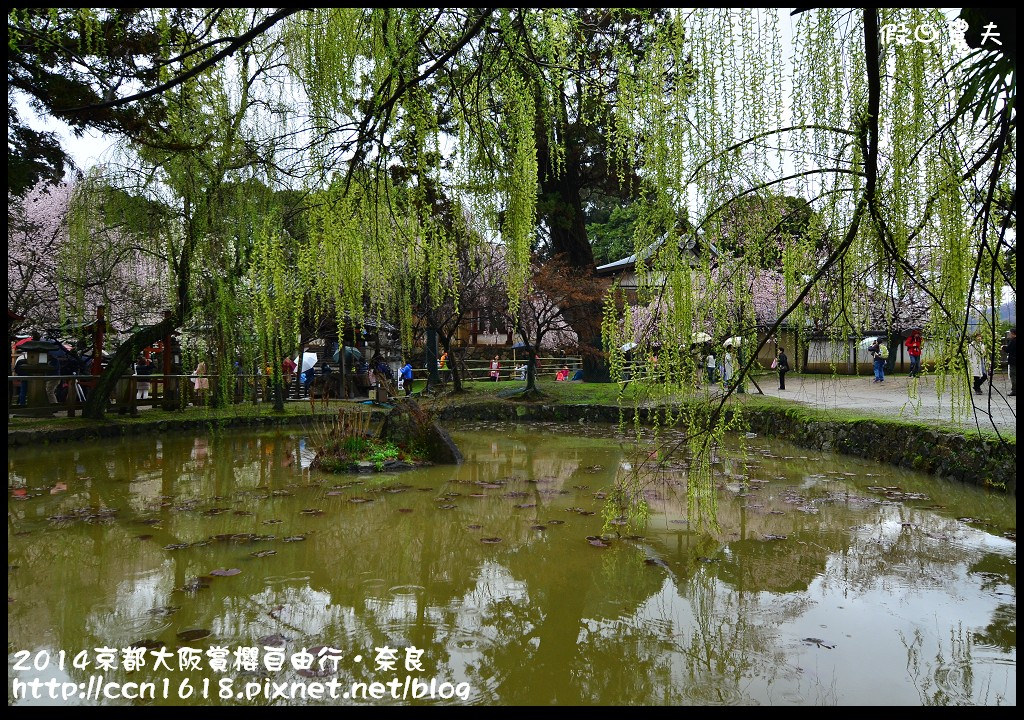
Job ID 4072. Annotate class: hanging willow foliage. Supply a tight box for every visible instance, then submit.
[37,9,1012,530]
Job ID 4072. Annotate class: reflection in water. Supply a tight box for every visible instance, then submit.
[7,421,1016,705]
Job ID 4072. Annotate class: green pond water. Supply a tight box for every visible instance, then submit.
[7,420,1016,706]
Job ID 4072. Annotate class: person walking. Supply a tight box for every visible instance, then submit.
[489,355,501,382]
[968,334,987,394]
[1001,327,1016,396]
[905,329,923,377]
[400,360,414,396]
[868,337,887,383]
[774,347,790,390]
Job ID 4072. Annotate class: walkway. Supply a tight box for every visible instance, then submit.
[753,370,1017,435]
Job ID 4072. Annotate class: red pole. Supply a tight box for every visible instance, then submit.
[92,305,105,377]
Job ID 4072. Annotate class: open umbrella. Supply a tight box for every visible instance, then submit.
[723,336,743,348]
[620,341,637,353]
[296,352,318,373]
[333,346,363,364]
[858,336,882,350]
[691,332,712,344]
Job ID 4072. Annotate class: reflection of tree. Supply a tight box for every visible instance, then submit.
[968,552,1016,653]
[6,426,1018,705]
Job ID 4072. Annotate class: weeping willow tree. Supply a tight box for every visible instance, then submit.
[20,9,1014,532]
[56,9,307,418]
[599,8,1015,533]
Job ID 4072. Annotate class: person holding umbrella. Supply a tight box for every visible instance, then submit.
[905,329,923,377]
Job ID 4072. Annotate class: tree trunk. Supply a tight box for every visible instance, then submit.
[526,350,538,392]
[536,121,610,383]
[83,316,177,419]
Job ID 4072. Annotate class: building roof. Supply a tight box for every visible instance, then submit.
[595,232,720,276]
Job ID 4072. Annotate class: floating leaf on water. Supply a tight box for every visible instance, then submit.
[282,536,306,542]
[164,543,190,550]
[258,633,288,647]
[697,557,720,563]
[468,493,486,498]
[592,492,607,500]
[209,568,241,576]
[480,537,503,544]
[437,504,457,510]
[271,490,293,497]
[137,517,161,525]
[513,503,536,509]
[137,534,153,541]
[348,498,372,504]
[466,524,482,530]
[762,534,788,541]
[478,483,503,489]
[250,550,277,558]
[397,508,414,513]
[300,509,324,516]
[325,491,344,496]
[546,520,565,525]
[179,578,209,592]
[262,519,283,525]
[233,510,254,516]
[586,537,610,548]
[147,606,180,617]
[609,518,628,526]
[176,628,211,642]
[202,508,230,516]
[530,525,547,531]
[190,539,212,547]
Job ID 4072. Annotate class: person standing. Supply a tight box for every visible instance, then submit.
[400,360,414,396]
[14,353,28,406]
[775,347,790,390]
[439,350,449,384]
[720,349,733,388]
[868,337,887,383]
[968,334,987,394]
[282,354,297,398]
[192,359,209,405]
[705,350,717,384]
[489,355,501,382]
[1001,327,1016,396]
[135,354,154,400]
[905,329,923,377]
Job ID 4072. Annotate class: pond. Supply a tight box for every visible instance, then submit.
[7,421,1016,706]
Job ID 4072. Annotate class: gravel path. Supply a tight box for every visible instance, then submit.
[752,370,1016,435]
